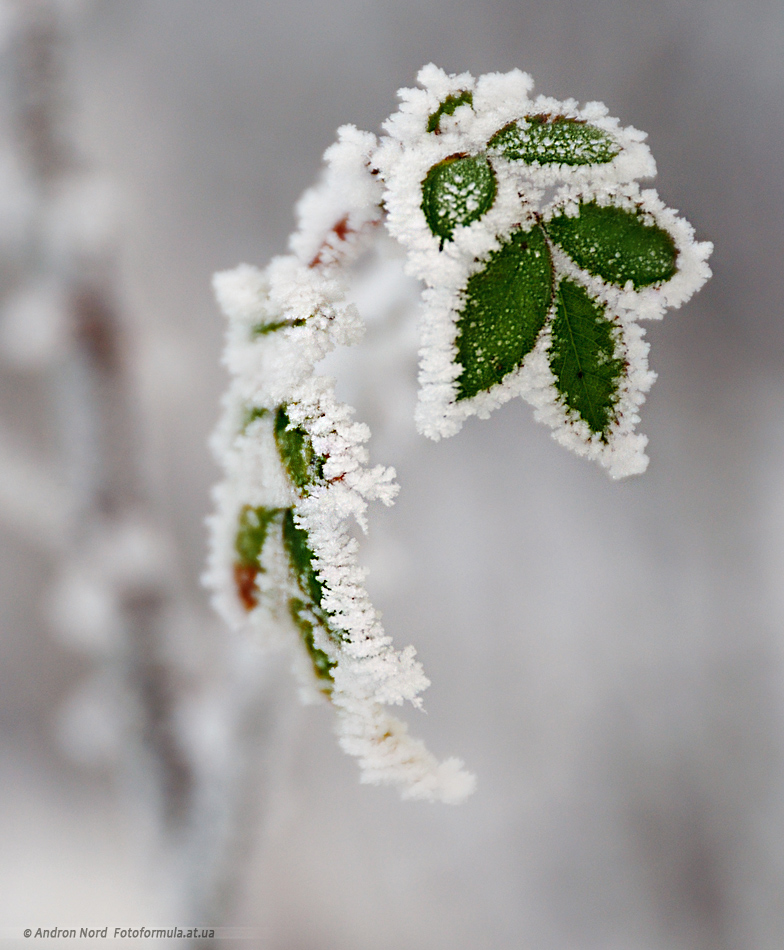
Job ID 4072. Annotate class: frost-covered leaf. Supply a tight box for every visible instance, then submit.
[455,225,553,399]
[282,508,326,612]
[234,504,284,569]
[427,91,473,133]
[233,505,286,611]
[250,317,304,336]
[233,499,337,682]
[274,406,325,491]
[288,597,336,684]
[489,115,619,166]
[240,405,268,431]
[421,154,497,243]
[549,280,625,436]
[545,201,678,288]
[234,499,336,682]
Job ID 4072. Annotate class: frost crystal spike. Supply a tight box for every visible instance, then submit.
[206,66,712,803]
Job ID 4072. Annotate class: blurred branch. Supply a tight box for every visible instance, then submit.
[0,418,71,550]
[0,0,273,933]
[8,0,195,828]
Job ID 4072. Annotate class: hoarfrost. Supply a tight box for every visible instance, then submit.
[208,65,711,800]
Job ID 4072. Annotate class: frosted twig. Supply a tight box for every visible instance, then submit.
[208,66,712,802]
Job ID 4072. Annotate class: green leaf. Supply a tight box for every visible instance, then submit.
[489,115,619,166]
[250,317,304,336]
[235,503,338,677]
[274,406,325,491]
[234,505,286,568]
[240,405,269,431]
[455,225,553,400]
[282,509,342,648]
[544,201,678,288]
[427,91,473,133]
[548,280,625,436]
[421,154,497,244]
[234,505,286,611]
[288,597,335,684]
[282,508,324,609]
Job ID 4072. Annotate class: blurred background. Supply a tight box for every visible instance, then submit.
[1,0,783,947]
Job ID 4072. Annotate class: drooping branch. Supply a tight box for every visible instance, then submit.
[207,65,712,802]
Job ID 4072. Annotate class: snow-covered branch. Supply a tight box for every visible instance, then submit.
[208,65,712,802]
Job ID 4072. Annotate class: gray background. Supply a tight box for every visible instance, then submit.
[2,0,784,947]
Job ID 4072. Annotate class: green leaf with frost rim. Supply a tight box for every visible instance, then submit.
[549,280,625,437]
[250,317,304,336]
[282,508,325,609]
[545,202,678,288]
[274,406,325,491]
[235,505,285,568]
[289,597,336,684]
[455,225,553,400]
[489,115,619,166]
[421,154,497,243]
[241,405,269,432]
[233,500,338,683]
[427,91,473,133]
[282,508,342,680]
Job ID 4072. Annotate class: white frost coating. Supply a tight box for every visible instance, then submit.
[290,125,383,267]
[208,65,711,800]
[376,64,712,479]
[207,126,475,803]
